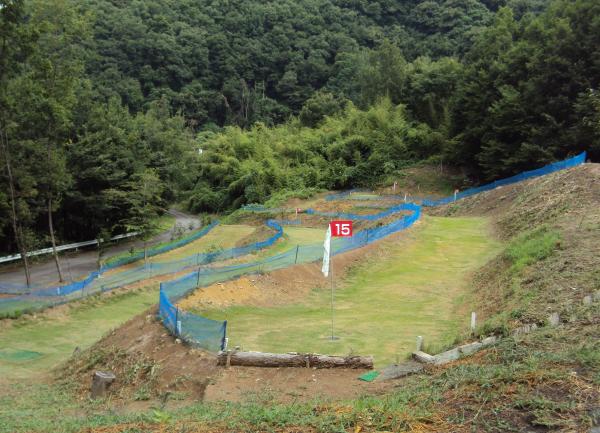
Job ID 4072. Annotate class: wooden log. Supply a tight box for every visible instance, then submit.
[216,351,373,369]
[90,371,116,399]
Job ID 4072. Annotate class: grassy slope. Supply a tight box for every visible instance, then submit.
[199,216,500,365]
[0,287,157,380]
[1,167,598,432]
[151,224,256,262]
[256,225,325,257]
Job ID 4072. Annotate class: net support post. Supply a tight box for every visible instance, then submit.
[221,320,228,351]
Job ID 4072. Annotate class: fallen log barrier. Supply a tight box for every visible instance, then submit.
[217,350,373,369]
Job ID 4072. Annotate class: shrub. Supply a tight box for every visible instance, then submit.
[505,226,560,273]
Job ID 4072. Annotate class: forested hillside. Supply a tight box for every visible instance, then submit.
[82,0,495,127]
[1,0,598,259]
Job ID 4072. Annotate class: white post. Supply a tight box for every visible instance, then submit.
[416,336,424,352]
[404,192,407,203]
[470,312,477,332]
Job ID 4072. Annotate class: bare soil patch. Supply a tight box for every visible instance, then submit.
[204,365,390,403]
[60,309,219,403]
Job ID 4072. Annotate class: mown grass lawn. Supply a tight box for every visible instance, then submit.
[200,216,502,366]
[253,226,326,259]
[151,224,257,262]
[0,288,157,380]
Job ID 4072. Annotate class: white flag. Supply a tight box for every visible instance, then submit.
[322,225,331,277]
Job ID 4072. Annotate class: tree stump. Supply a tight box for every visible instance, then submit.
[91,371,116,399]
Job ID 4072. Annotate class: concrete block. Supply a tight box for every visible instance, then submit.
[548,312,560,327]
[412,351,436,364]
[378,361,424,381]
[433,348,460,365]
[481,336,497,346]
[513,323,538,336]
[459,341,483,356]
[583,295,593,306]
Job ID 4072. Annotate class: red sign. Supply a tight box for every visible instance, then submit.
[330,220,353,237]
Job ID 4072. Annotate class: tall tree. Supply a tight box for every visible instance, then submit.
[121,169,164,264]
[22,0,88,281]
[0,0,36,285]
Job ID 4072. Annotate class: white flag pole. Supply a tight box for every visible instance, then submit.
[330,255,335,341]
[322,224,335,340]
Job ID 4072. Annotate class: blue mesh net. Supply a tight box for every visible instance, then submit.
[0,219,282,301]
[158,286,227,351]
[305,203,416,221]
[101,221,220,270]
[159,202,421,352]
[1,153,584,324]
[0,221,221,297]
[422,152,586,207]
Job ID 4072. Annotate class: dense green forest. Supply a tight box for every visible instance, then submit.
[0,0,598,262]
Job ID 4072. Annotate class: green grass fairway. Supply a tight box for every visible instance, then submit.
[199,216,501,366]
[151,224,256,262]
[258,226,325,257]
[0,288,157,380]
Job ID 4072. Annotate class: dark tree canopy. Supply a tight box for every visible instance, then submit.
[79,0,497,127]
[1,0,598,258]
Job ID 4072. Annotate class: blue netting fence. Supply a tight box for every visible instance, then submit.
[0,221,221,296]
[158,203,421,352]
[101,221,220,270]
[1,153,585,317]
[325,189,368,201]
[305,203,416,221]
[0,219,284,315]
[422,152,587,207]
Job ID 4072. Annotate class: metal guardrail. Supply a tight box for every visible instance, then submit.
[0,232,140,264]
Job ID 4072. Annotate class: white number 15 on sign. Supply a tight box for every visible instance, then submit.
[330,220,353,237]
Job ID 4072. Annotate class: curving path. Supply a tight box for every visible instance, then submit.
[0,209,200,288]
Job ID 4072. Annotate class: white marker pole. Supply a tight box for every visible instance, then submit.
[416,336,424,352]
[322,225,335,340]
[330,255,335,340]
